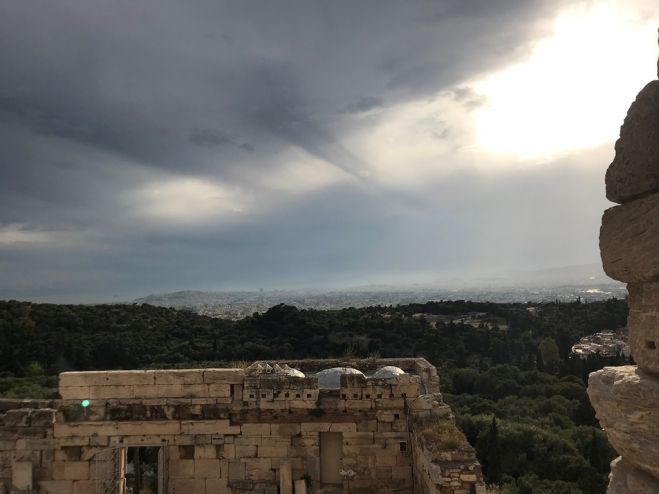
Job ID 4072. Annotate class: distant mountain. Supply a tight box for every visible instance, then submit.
[134,264,625,316]
[464,263,617,288]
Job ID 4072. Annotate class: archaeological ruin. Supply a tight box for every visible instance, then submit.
[0,358,485,494]
[587,32,659,494]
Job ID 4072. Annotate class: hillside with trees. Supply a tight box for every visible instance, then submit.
[0,298,628,493]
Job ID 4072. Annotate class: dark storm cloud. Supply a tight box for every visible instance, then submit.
[0,0,565,176]
[0,0,593,301]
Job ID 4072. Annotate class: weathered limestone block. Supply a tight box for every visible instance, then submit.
[407,393,441,414]
[606,81,659,204]
[293,479,307,494]
[241,423,270,436]
[345,399,372,411]
[588,366,659,477]
[180,420,240,435]
[29,409,56,427]
[600,193,659,282]
[608,457,659,494]
[52,461,89,481]
[243,458,273,480]
[152,370,204,385]
[11,461,32,492]
[38,480,73,494]
[375,398,405,409]
[299,423,331,433]
[343,432,374,446]
[206,384,231,398]
[279,462,292,494]
[71,479,95,494]
[60,371,155,388]
[169,459,194,478]
[328,423,356,433]
[194,458,220,477]
[54,420,181,437]
[205,478,230,494]
[3,411,31,428]
[203,369,244,385]
[270,424,300,436]
[170,478,205,494]
[627,283,659,374]
[87,386,136,400]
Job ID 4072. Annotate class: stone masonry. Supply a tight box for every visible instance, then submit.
[0,358,485,494]
[588,31,659,493]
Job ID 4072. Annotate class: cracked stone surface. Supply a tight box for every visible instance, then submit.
[606,80,659,204]
[588,366,659,478]
[599,192,659,283]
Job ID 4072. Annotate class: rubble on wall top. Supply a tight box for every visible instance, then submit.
[245,362,305,377]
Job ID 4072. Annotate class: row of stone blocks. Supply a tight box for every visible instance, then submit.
[590,47,659,493]
[59,369,244,400]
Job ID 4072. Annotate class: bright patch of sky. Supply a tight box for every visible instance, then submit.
[473,1,657,159]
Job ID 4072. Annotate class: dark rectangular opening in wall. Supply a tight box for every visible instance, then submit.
[61,446,82,460]
[646,340,657,350]
[126,446,166,494]
[178,445,194,459]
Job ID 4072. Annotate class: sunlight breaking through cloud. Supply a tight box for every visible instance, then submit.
[473,1,657,159]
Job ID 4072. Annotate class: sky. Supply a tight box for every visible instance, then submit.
[0,0,657,302]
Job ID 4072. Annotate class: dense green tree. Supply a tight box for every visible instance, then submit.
[483,416,502,485]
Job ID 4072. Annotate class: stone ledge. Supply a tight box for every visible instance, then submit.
[587,366,659,478]
[600,192,659,283]
[608,457,659,494]
[606,80,659,204]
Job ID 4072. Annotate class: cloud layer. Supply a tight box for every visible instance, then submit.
[0,0,654,301]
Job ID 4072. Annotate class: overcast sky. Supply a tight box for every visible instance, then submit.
[1,0,657,302]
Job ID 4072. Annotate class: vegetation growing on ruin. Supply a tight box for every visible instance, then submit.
[415,415,469,453]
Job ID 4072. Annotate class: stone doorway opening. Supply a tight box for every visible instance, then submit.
[320,432,343,485]
[125,447,166,494]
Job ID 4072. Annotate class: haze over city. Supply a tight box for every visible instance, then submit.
[1,0,657,302]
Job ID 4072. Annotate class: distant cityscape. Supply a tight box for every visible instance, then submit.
[135,282,627,320]
[571,330,630,359]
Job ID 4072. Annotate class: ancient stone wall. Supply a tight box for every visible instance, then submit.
[588,32,659,494]
[0,359,484,494]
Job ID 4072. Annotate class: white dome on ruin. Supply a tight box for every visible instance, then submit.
[372,366,406,379]
[316,367,364,389]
